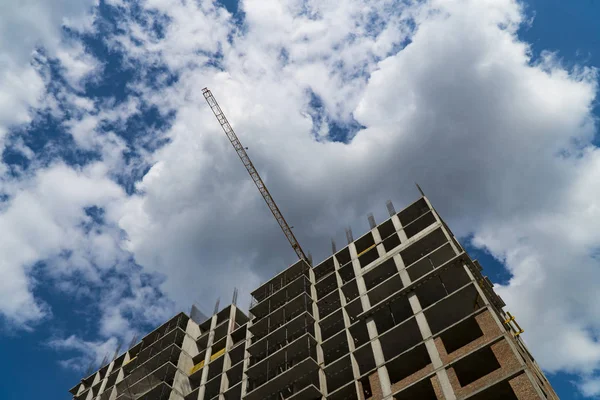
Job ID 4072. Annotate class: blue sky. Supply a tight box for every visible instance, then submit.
[0,0,599,399]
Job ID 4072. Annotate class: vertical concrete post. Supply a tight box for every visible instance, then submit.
[309,267,329,397]
[390,213,409,243]
[240,317,253,397]
[365,316,392,398]
[393,254,411,287]
[371,225,387,258]
[408,294,456,400]
[198,315,218,400]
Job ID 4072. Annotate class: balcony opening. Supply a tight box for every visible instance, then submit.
[207,353,225,382]
[229,341,246,366]
[354,344,377,375]
[224,382,242,400]
[467,378,519,400]
[439,315,484,354]
[341,279,360,303]
[451,346,501,387]
[335,246,352,267]
[112,353,125,371]
[367,274,403,306]
[249,315,315,366]
[212,321,229,344]
[413,261,471,310]
[105,369,119,391]
[379,318,422,360]
[329,380,358,400]
[320,309,345,341]
[199,317,212,336]
[406,243,455,282]
[325,355,354,393]
[318,290,341,319]
[231,324,247,348]
[424,284,482,335]
[314,256,335,282]
[316,273,338,299]
[217,306,231,325]
[383,233,401,253]
[339,262,355,284]
[323,330,350,366]
[364,258,397,291]
[404,211,437,239]
[387,344,431,386]
[226,361,244,387]
[378,219,396,241]
[349,321,371,348]
[355,232,376,254]
[274,370,321,400]
[372,296,413,336]
[345,297,363,324]
[360,376,373,399]
[235,308,249,326]
[400,228,447,267]
[359,247,380,268]
[397,198,430,227]
[393,378,437,400]
[204,372,222,400]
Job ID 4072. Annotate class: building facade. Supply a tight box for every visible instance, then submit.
[70,195,559,400]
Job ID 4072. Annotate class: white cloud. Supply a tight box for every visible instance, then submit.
[48,335,120,372]
[579,375,600,398]
[0,0,98,140]
[101,0,600,393]
[55,41,103,90]
[0,163,125,327]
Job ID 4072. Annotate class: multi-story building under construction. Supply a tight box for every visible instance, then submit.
[69,194,559,400]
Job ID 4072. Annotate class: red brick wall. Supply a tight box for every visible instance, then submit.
[509,372,544,399]
[434,309,502,365]
[389,364,434,394]
[446,338,527,398]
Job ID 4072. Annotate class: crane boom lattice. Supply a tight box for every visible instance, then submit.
[202,88,308,262]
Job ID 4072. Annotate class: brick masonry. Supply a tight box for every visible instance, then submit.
[434,309,502,365]
[446,338,525,398]
[358,371,382,400]
[389,364,434,394]
[509,372,543,399]
[430,374,445,400]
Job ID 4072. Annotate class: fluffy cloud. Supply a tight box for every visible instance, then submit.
[0,0,98,139]
[48,335,120,372]
[105,0,600,390]
[0,163,125,327]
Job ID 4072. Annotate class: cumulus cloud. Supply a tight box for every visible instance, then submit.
[0,0,98,139]
[48,335,120,372]
[0,163,125,326]
[100,0,600,392]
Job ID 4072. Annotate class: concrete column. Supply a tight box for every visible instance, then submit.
[408,294,456,400]
[393,254,411,287]
[240,318,253,396]
[390,214,409,242]
[349,243,371,312]
[371,227,386,258]
[343,299,363,398]
[365,317,392,398]
[217,306,238,396]
[198,315,218,400]
[310,268,329,397]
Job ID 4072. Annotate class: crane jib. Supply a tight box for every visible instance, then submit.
[202,88,308,262]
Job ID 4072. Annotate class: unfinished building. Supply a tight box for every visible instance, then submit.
[69,194,559,400]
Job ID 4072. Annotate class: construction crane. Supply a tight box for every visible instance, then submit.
[202,88,308,263]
